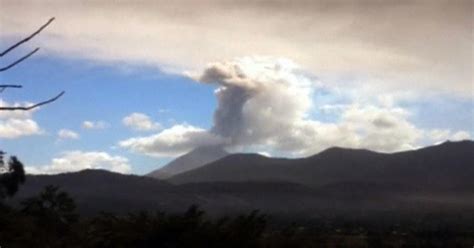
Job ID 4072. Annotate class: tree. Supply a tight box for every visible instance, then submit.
[0,17,64,199]
[0,152,25,199]
[21,185,78,225]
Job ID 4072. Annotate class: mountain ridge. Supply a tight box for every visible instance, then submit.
[147,145,229,179]
[168,140,474,189]
[11,140,473,216]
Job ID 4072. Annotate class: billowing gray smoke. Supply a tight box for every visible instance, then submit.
[211,85,253,142]
[198,62,262,144]
[196,57,318,150]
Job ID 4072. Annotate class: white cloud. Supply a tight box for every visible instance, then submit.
[0,119,42,139]
[341,105,421,152]
[119,124,227,157]
[0,0,470,98]
[197,57,424,155]
[26,151,132,174]
[57,129,79,140]
[426,129,451,143]
[120,57,432,158]
[0,99,42,139]
[427,129,471,144]
[82,120,108,130]
[122,113,161,131]
[451,131,471,141]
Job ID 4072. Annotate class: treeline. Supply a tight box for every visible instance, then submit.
[1,185,473,248]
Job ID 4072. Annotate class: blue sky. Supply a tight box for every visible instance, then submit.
[0,0,472,175]
[0,54,218,174]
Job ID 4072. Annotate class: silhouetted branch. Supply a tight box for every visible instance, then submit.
[0,48,39,72]
[0,17,64,111]
[0,85,22,89]
[0,17,54,57]
[0,84,23,93]
[0,91,65,111]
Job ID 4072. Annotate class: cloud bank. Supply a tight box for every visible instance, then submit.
[119,124,227,157]
[198,57,423,155]
[26,151,131,174]
[120,57,470,157]
[1,0,471,98]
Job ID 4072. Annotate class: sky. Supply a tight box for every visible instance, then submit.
[0,0,472,175]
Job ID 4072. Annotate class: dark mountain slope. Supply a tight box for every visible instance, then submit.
[8,141,473,216]
[176,181,323,215]
[12,169,198,215]
[10,169,327,216]
[147,145,229,179]
[169,141,474,191]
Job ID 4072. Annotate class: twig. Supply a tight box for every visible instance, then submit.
[0,85,22,93]
[0,48,39,72]
[0,91,65,111]
[0,85,22,88]
[0,17,54,57]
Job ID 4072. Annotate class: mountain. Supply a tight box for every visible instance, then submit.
[14,169,464,218]
[10,169,328,216]
[168,140,474,191]
[147,145,229,179]
[10,169,199,215]
[9,141,474,217]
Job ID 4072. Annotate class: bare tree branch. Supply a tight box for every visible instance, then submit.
[0,48,39,72]
[0,17,64,111]
[0,17,54,57]
[0,91,65,111]
[0,85,22,88]
[0,85,22,93]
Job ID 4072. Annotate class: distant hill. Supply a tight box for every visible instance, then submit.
[11,169,198,215]
[9,141,474,217]
[147,145,229,179]
[11,170,329,216]
[169,140,474,191]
